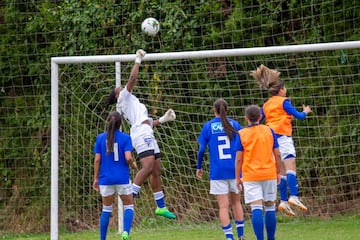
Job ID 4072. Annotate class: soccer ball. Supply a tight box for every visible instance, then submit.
[141,17,160,36]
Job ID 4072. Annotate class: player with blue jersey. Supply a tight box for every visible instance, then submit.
[93,111,137,240]
[196,98,245,240]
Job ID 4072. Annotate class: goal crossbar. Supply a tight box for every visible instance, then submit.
[51,41,360,64]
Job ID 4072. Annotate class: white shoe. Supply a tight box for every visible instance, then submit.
[289,196,308,211]
[278,201,296,216]
[159,109,176,123]
[135,49,146,63]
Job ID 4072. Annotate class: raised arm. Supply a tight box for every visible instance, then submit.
[283,99,312,119]
[125,49,146,92]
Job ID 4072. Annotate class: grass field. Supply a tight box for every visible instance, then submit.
[2,214,359,240]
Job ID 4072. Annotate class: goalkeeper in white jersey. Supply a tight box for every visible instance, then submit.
[105,49,176,219]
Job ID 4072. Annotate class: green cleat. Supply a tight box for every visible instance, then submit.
[155,207,176,219]
[121,231,129,240]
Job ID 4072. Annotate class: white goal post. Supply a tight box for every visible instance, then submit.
[50,41,360,240]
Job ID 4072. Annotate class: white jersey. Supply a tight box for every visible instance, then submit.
[116,86,149,126]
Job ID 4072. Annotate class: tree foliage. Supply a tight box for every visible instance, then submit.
[0,0,359,233]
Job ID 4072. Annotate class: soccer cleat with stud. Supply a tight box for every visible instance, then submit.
[238,236,246,240]
[288,196,308,211]
[121,231,129,240]
[155,207,176,219]
[278,201,296,216]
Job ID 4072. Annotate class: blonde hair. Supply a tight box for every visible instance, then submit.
[250,64,284,95]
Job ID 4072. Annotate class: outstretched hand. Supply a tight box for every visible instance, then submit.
[302,104,312,114]
[135,49,146,64]
[159,109,176,123]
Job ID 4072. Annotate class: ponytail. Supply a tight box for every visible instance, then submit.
[250,64,284,96]
[214,98,237,140]
[106,111,122,153]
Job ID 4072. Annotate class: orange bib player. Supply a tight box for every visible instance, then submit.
[236,105,280,240]
[250,64,312,216]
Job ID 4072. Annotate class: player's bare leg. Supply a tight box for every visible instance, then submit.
[132,155,155,197]
[217,194,235,240]
[230,192,245,239]
[150,157,176,219]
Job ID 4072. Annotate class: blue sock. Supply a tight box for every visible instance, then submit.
[264,205,276,240]
[132,183,141,198]
[123,204,134,234]
[222,223,234,240]
[251,205,264,240]
[154,191,165,208]
[287,170,298,196]
[100,205,112,240]
[278,175,288,201]
[235,220,245,238]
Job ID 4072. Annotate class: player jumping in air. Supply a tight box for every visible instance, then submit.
[197,98,245,240]
[93,111,137,240]
[250,64,312,216]
[104,49,177,219]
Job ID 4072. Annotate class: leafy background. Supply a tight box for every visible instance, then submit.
[0,0,359,234]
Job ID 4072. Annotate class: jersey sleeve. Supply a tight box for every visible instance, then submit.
[116,86,131,113]
[234,120,243,131]
[124,134,133,152]
[237,132,244,151]
[198,123,209,146]
[283,99,306,120]
[270,128,279,149]
[94,135,102,154]
[197,124,209,169]
[233,133,241,152]
[260,108,265,123]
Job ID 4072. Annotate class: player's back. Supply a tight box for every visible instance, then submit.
[199,117,241,180]
[263,96,293,136]
[239,124,277,181]
[95,130,133,185]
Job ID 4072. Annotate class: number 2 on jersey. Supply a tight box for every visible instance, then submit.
[217,136,231,160]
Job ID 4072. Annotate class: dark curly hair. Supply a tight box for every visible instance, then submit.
[104,87,117,110]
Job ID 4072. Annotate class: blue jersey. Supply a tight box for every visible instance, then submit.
[94,130,133,185]
[197,117,242,180]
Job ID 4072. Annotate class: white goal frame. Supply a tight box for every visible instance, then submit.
[50,41,360,240]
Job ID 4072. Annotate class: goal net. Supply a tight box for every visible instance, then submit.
[51,42,360,239]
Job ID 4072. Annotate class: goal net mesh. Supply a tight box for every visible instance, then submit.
[56,49,360,231]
